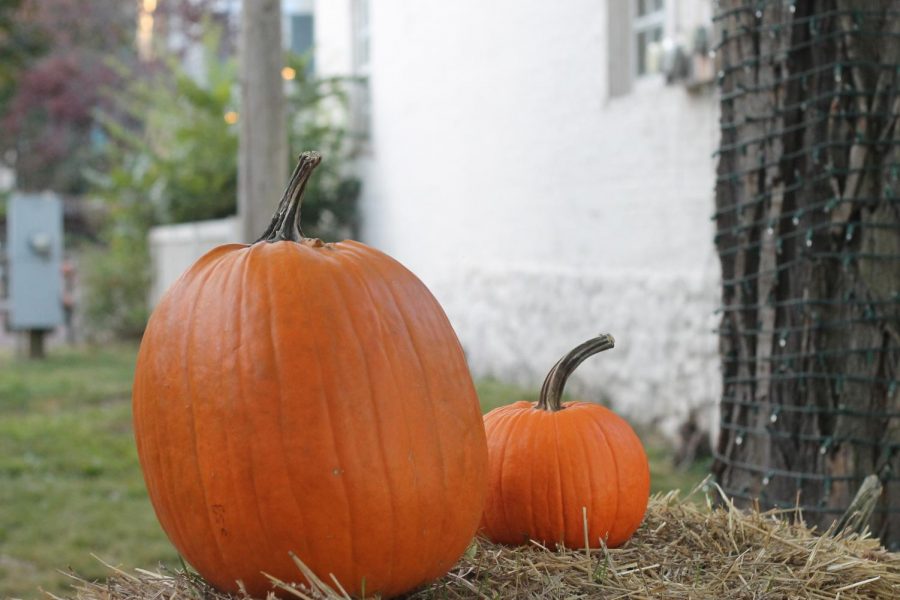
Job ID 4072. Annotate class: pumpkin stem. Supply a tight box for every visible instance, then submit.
[536,334,615,412]
[256,151,323,243]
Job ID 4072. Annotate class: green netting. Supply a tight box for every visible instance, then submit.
[712,0,900,545]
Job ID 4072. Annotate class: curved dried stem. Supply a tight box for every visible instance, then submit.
[536,334,615,412]
[256,151,322,243]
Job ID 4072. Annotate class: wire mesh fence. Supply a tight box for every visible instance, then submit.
[712,0,900,546]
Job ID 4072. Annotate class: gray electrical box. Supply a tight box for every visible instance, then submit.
[6,193,63,330]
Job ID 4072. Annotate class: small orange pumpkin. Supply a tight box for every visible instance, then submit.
[480,334,649,549]
[132,152,488,598]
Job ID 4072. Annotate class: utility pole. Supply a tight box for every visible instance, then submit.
[238,0,287,243]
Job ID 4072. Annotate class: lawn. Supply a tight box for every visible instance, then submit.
[0,345,178,600]
[0,346,710,599]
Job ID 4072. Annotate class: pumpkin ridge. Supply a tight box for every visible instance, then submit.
[342,245,483,434]
[215,251,272,580]
[157,244,243,307]
[294,254,360,585]
[236,250,284,582]
[334,248,438,587]
[596,408,649,545]
[179,257,233,577]
[165,258,234,576]
[336,241,465,583]
[261,249,315,564]
[559,410,595,547]
[324,250,401,589]
[551,414,568,546]
[134,327,175,553]
[184,251,268,585]
[483,409,517,538]
[139,250,238,564]
[225,250,289,586]
[151,303,196,555]
[529,415,545,542]
[568,407,605,547]
[500,413,534,543]
[490,410,519,540]
[339,245,455,583]
[589,409,621,547]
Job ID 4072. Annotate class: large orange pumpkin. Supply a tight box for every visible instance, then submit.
[132,152,488,598]
[480,334,649,549]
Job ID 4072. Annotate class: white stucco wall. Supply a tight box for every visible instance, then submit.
[320,0,722,436]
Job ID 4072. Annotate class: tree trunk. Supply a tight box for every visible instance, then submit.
[714,0,900,547]
[238,0,287,243]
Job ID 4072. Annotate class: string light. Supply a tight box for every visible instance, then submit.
[137,0,158,60]
[712,1,900,524]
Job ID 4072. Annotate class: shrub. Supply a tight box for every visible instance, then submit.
[83,29,359,339]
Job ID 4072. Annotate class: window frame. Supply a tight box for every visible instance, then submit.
[632,0,666,78]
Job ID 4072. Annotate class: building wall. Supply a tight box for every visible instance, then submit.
[217,2,722,441]
[314,0,722,436]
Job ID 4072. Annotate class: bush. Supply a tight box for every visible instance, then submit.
[83,29,359,339]
[81,233,152,341]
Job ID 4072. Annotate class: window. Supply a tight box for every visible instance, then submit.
[634,0,665,77]
[290,13,315,73]
[607,0,667,98]
[351,0,371,139]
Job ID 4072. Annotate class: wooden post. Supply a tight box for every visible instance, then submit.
[238,0,287,243]
[28,329,45,360]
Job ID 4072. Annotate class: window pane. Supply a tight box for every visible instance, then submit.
[637,26,664,75]
[291,15,313,54]
[290,14,314,74]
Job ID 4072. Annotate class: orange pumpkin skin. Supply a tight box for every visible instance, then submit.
[480,336,649,549]
[132,154,488,598]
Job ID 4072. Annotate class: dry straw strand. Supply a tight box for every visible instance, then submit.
[66,490,900,600]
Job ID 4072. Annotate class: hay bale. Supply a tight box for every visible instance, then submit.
[65,485,900,599]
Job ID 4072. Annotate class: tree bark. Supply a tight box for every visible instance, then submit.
[238,0,287,243]
[714,0,900,547]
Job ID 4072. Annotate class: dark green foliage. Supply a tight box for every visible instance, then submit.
[83,30,359,339]
[284,52,361,241]
[80,208,153,340]
[87,32,239,225]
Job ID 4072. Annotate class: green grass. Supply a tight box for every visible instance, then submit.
[0,350,710,599]
[0,345,179,600]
